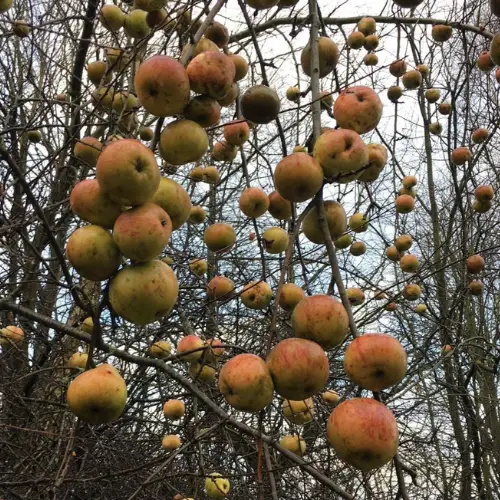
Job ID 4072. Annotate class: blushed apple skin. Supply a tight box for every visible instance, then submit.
[177,335,204,362]
[343,333,407,391]
[327,398,399,471]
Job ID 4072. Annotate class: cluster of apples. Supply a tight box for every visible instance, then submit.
[0,324,24,348]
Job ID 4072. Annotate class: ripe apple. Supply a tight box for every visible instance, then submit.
[146,8,168,28]
[416,63,429,75]
[266,338,329,400]
[163,399,185,420]
[364,34,379,51]
[292,294,349,349]
[403,283,421,301]
[415,303,427,315]
[357,17,376,35]
[263,227,288,253]
[468,280,484,296]
[402,70,422,89]
[467,255,484,274]
[364,53,378,66]
[162,256,174,265]
[279,283,305,311]
[162,435,181,450]
[432,24,453,42]
[491,33,500,64]
[335,234,352,249]
[150,340,171,359]
[224,120,250,146]
[241,281,272,309]
[68,352,88,369]
[229,53,248,81]
[183,95,221,128]
[395,194,415,213]
[99,4,124,31]
[349,213,369,233]
[477,51,495,71]
[386,246,402,262]
[350,241,366,256]
[189,166,204,182]
[301,37,339,78]
[268,191,292,220]
[151,177,192,231]
[347,31,365,49]
[81,317,93,333]
[177,335,205,362]
[322,390,340,406]
[207,276,235,300]
[387,86,403,103]
[471,128,488,144]
[109,260,179,325]
[204,223,236,253]
[87,61,110,85]
[395,234,413,251]
[441,344,454,354]
[344,333,407,391]
[286,86,301,102]
[189,362,216,382]
[96,139,160,206]
[218,353,274,412]
[346,287,365,306]
[282,398,314,424]
[302,201,347,244]
[205,473,230,499]
[358,143,388,183]
[0,325,24,346]
[280,434,306,456]
[389,59,407,77]
[474,185,494,202]
[240,85,280,124]
[217,83,238,107]
[189,259,208,276]
[239,187,269,218]
[181,38,219,62]
[438,102,451,115]
[386,302,397,311]
[124,9,151,38]
[205,338,225,363]
[73,136,102,166]
[66,225,121,281]
[211,141,238,162]
[333,86,383,135]
[327,398,399,471]
[113,203,172,261]
[249,232,256,241]
[66,364,127,424]
[189,206,206,224]
[159,119,208,166]
[451,147,471,165]
[400,254,419,273]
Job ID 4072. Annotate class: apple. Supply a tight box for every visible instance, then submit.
[474,185,494,202]
[0,325,24,346]
[113,203,172,261]
[207,276,235,300]
[218,82,238,107]
[349,213,369,233]
[189,166,204,182]
[189,362,216,382]
[400,254,419,273]
[399,186,416,198]
[204,21,229,48]
[333,86,383,135]
[467,255,484,274]
[364,34,379,51]
[92,86,116,110]
[239,187,269,218]
[106,48,130,72]
[146,8,168,28]
[389,59,407,77]
[211,141,238,162]
[266,338,329,400]
[350,241,366,256]
[162,256,174,265]
[472,128,489,144]
[81,317,93,333]
[87,61,110,85]
[263,227,289,253]
[416,63,429,75]
[327,398,399,471]
[469,281,484,295]
[282,398,314,424]
[73,136,102,166]
[451,147,471,165]
[240,85,280,124]
[124,9,150,38]
[357,17,376,35]
[229,53,248,81]
[302,201,347,244]
[183,95,221,128]
[66,225,121,281]
[163,399,185,420]
[224,120,250,146]
[177,335,205,362]
[438,102,451,115]
[151,177,192,230]
[162,435,181,450]
[314,129,369,180]
[280,435,306,456]
[395,194,415,213]
[279,283,305,311]
[99,4,124,32]
[442,344,454,354]
[292,294,349,350]
[189,259,208,276]
[218,353,274,412]
[347,31,365,49]
[0,0,13,12]
[13,20,30,37]
[268,191,292,220]
[364,53,378,66]
[335,234,352,249]
[395,234,413,251]
[181,38,219,62]
[402,70,422,89]
[402,175,417,189]
[241,281,272,309]
[189,206,207,224]
[150,341,171,359]
[322,390,340,406]
[286,86,301,102]
[386,302,397,311]
[403,283,421,301]
[387,86,403,103]
[491,33,500,64]
[112,91,138,113]
[204,223,236,253]
[96,139,160,206]
[205,473,230,499]
[301,37,339,78]
[425,88,441,103]
[66,364,127,424]
[159,119,208,166]
[139,127,154,141]
[346,287,365,306]
[68,352,88,369]
[473,199,491,213]
[249,232,256,241]
[385,246,402,263]
[432,24,453,42]
[477,51,495,71]
[205,338,225,363]
[344,333,407,391]
[415,303,427,314]
[109,260,179,325]
[358,143,388,183]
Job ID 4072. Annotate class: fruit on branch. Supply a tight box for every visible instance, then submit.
[400,254,419,273]
[112,91,138,113]
[239,187,270,218]
[241,85,280,124]
[149,340,171,359]
[349,213,369,233]
[279,283,305,311]
[207,276,235,300]
[229,53,248,81]
[218,353,274,412]
[81,317,93,333]
[386,245,402,262]
[113,203,172,261]
[224,120,250,146]
[96,139,160,206]
[438,102,451,115]
[106,48,131,72]
[70,179,122,229]
[87,61,110,85]
[292,294,349,350]
[474,185,494,202]
[263,227,289,254]
[327,398,399,471]
[416,63,430,75]
[159,120,208,165]
[357,17,376,35]
[402,175,417,189]
[177,335,205,362]
[181,38,219,62]
[334,234,352,249]
[139,126,154,141]
[183,95,221,127]
[358,143,388,182]
[451,147,471,165]
[151,178,192,231]
[386,302,397,311]
[134,0,167,12]
[66,364,127,425]
[13,20,30,38]
[162,256,173,265]
[189,258,208,276]
[267,191,292,220]
[163,399,185,420]
[145,8,169,28]
[467,255,484,274]
[92,86,116,110]
[333,86,383,135]
[189,362,216,382]
[387,85,403,103]
[314,129,369,180]
[283,398,315,425]
[402,70,422,89]
[477,50,495,71]
[344,333,407,391]
[0,325,24,346]
[392,0,424,7]
[399,186,416,198]
[162,435,181,450]
[66,226,121,282]
[205,339,225,363]
[211,141,238,162]
[109,260,179,325]
[202,166,220,184]
[347,31,365,49]
[320,90,333,108]
[425,88,440,103]
[249,232,256,241]
[473,199,492,213]
[364,53,378,66]
[241,281,273,309]
[301,37,339,78]
[204,21,229,48]
[26,129,42,142]
[205,473,230,499]
[395,234,413,251]
[0,0,12,12]
[490,34,500,68]
[274,153,323,202]
[441,344,453,354]
[363,34,379,51]
[469,280,484,296]
[415,304,427,315]
[172,495,184,500]
[189,206,206,224]
[403,284,421,301]
[204,223,236,253]
[395,194,415,213]
[68,352,88,369]
[432,24,453,42]
[99,5,124,32]
[302,201,347,244]
[135,56,190,117]
[280,435,306,456]
[187,51,235,100]
[217,82,238,107]
[346,287,365,306]
[472,128,488,144]
[266,338,329,400]
[429,122,442,135]
[389,59,407,77]
[322,390,340,405]
[124,9,151,38]
[189,166,204,182]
